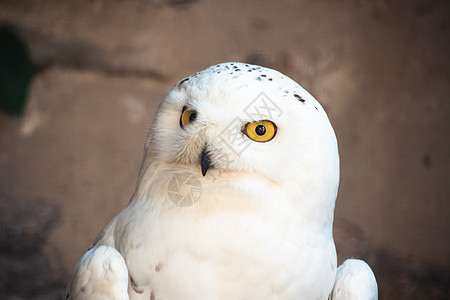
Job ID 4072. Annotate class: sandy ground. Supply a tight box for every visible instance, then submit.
[0,0,449,299]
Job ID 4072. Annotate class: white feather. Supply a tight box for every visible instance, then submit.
[65,245,129,300]
[330,259,378,300]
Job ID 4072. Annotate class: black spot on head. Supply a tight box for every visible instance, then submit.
[178,78,189,86]
[233,65,238,69]
[248,69,252,72]
[284,90,289,94]
[235,69,241,71]
[245,64,249,67]
[315,106,318,110]
[268,78,273,81]
[294,94,305,103]
[256,77,262,81]
[261,74,266,77]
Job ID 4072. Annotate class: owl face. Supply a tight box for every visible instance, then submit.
[147,63,339,187]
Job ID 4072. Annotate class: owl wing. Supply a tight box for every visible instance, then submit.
[65,245,129,300]
[329,259,378,300]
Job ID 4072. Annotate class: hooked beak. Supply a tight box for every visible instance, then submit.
[200,146,211,176]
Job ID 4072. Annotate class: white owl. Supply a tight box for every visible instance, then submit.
[65,63,378,300]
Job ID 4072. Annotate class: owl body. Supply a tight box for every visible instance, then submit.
[95,163,337,299]
[66,63,376,300]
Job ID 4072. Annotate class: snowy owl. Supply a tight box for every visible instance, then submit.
[65,62,378,299]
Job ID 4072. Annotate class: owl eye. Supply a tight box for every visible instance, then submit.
[243,120,277,142]
[180,106,198,128]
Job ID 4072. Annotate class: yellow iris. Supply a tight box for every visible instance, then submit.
[180,107,198,128]
[244,120,277,142]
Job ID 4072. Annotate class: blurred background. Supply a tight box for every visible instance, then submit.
[0,0,449,299]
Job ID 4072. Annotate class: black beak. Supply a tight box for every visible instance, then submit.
[200,147,211,177]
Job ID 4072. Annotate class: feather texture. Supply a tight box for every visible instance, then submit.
[67,62,377,299]
[330,259,378,300]
[65,246,129,300]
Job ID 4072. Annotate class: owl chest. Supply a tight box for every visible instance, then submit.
[120,205,336,299]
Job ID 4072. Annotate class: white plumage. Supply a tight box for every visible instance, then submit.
[330,259,378,300]
[67,246,129,300]
[65,62,377,299]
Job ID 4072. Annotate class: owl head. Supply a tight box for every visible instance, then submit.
[139,63,339,204]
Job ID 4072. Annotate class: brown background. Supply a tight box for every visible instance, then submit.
[0,0,449,299]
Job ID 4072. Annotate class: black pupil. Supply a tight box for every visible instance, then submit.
[255,125,266,136]
[189,112,197,123]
